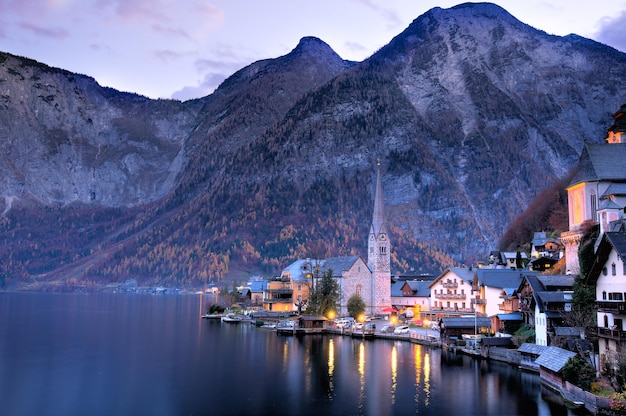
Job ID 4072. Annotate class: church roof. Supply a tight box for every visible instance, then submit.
[568,143,626,188]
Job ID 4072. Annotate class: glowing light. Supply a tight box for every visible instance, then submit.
[391,345,397,404]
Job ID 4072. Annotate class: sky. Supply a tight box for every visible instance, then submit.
[2,0,626,101]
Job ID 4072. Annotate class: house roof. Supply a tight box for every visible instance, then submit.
[518,274,574,313]
[429,267,475,288]
[601,182,626,198]
[568,143,626,188]
[248,280,267,292]
[535,347,577,373]
[586,232,626,285]
[441,317,491,328]
[496,312,522,321]
[392,280,431,297]
[475,269,530,290]
[518,343,549,355]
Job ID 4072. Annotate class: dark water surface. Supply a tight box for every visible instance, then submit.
[0,292,588,415]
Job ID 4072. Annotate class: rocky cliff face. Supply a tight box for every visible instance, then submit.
[0,53,201,208]
[1,4,626,287]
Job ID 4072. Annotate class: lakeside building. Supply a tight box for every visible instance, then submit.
[585,232,626,368]
[561,105,626,275]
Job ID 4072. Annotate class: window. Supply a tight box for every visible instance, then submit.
[356,285,362,297]
[603,291,607,300]
[590,191,597,221]
[604,315,609,327]
[612,263,617,276]
[603,267,608,276]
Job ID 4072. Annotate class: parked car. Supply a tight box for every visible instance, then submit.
[380,325,395,333]
[354,322,364,330]
[394,325,410,334]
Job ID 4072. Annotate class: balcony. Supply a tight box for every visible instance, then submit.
[597,301,626,314]
[435,293,466,299]
[266,288,293,295]
[471,298,486,305]
[597,327,626,341]
[441,281,458,288]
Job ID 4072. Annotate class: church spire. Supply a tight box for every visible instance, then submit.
[372,160,385,236]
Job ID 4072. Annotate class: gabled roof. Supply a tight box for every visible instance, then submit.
[601,182,626,198]
[429,267,475,288]
[568,143,626,188]
[518,343,549,355]
[586,232,626,285]
[535,347,577,373]
[319,256,363,277]
[282,256,364,282]
[391,280,431,297]
[475,269,531,290]
[517,274,574,313]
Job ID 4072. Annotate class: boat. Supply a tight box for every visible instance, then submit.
[202,314,223,320]
[221,314,244,323]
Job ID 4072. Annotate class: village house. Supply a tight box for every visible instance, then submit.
[585,231,626,369]
[390,273,434,321]
[428,267,475,320]
[516,274,575,346]
[561,104,626,275]
[471,269,530,318]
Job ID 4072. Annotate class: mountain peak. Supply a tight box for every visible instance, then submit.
[287,36,345,61]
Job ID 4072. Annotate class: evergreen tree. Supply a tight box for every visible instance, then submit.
[347,294,366,319]
[308,269,340,316]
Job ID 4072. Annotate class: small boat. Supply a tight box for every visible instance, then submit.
[221,314,244,323]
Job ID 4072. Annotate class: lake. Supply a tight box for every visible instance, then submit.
[0,292,589,415]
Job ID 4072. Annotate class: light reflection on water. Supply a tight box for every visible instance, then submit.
[0,292,590,416]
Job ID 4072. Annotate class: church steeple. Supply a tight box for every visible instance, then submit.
[372,160,385,236]
[367,161,391,314]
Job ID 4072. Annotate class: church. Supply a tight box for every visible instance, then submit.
[274,164,392,316]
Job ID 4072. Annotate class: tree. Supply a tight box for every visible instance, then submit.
[347,294,366,319]
[562,357,596,390]
[308,269,340,317]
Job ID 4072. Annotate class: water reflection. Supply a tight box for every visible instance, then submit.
[391,345,397,404]
[1,293,590,416]
[327,338,335,397]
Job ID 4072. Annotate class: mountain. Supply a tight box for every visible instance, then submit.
[1,3,625,290]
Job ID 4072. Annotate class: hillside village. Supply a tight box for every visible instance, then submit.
[226,103,626,411]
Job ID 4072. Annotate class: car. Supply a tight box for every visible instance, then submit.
[394,325,410,334]
[353,322,364,330]
[380,325,395,333]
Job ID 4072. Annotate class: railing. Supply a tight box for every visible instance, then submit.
[597,301,626,313]
[471,298,486,305]
[435,293,466,299]
[429,307,474,313]
[441,281,458,288]
[263,298,293,304]
[597,327,626,341]
[266,288,293,295]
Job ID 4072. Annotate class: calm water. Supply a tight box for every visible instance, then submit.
[0,292,588,416]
